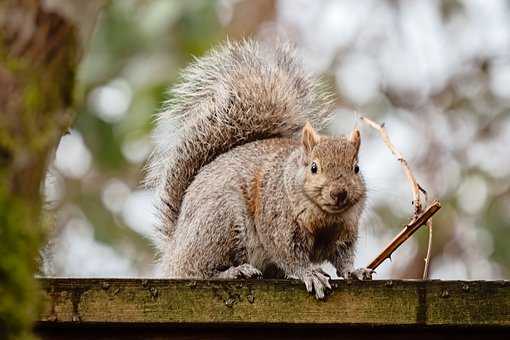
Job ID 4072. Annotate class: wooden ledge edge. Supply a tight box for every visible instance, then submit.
[37,278,510,327]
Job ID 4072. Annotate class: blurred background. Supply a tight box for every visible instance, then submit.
[42,0,510,280]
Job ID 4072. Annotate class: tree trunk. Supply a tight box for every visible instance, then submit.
[0,1,100,338]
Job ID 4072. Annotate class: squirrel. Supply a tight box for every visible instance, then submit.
[146,40,373,299]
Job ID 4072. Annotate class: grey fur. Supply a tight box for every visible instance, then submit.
[148,40,369,299]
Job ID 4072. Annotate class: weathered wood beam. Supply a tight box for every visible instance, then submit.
[38,278,509,327]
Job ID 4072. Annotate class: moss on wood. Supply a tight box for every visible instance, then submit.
[38,279,510,327]
[0,1,80,339]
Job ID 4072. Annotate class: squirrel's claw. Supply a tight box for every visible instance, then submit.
[301,268,332,300]
[347,267,374,280]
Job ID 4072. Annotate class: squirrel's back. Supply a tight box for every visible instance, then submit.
[146,40,333,245]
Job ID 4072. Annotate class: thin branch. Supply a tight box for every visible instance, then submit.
[422,219,433,279]
[360,115,438,275]
[421,186,433,279]
[367,201,441,270]
[360,116,424,214]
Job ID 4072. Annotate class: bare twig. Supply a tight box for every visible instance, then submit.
[422,219,433,279]
[420,185,433,279]
[367,201,441,270]
[360,116,425,214]
[360,115,438,274]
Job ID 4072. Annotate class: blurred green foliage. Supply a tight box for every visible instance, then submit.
[47,0,226,275]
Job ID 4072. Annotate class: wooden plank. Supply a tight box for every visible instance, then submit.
[35,326,510,340]
[38,279,510,327]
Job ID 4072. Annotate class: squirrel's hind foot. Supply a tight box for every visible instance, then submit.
[217,264,263,280]
[347,267,374,280]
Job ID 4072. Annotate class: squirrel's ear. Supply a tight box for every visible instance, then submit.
[349,128,361,154]
[302,122,320,154]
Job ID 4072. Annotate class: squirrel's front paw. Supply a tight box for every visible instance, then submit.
[218,264,263,279]
[301,268,332,300]
[347,267,374,280]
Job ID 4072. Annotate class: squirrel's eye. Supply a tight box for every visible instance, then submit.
[354,164,359,174]
[311,161,318,174]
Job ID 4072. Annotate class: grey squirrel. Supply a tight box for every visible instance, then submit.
[146,40,372,299]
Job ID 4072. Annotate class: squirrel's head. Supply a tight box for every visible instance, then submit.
[300,122,366,214]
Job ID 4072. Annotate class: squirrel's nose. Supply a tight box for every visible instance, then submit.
[330,188,348,205]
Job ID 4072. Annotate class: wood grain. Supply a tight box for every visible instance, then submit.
[38,278,510,327]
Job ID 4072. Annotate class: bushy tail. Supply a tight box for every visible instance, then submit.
[146,40,333,243]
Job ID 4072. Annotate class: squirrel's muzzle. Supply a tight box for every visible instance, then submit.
[330,187,348,207]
